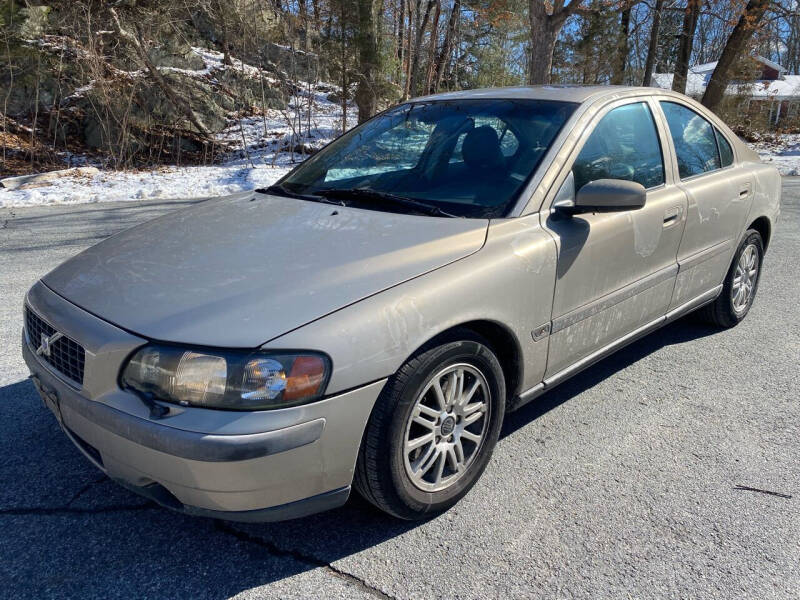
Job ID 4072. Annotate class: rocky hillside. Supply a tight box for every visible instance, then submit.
[1,2,340,175]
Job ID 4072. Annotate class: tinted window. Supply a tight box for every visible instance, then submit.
[660,102,721,178]
[572,102,664,192]
[716,128,734,167]
[280,99,577,218]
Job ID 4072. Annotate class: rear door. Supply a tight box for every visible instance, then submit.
[656,100,753,309]
[540,98,688,380]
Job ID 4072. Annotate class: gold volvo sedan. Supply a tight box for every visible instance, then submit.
[23,86,780,521]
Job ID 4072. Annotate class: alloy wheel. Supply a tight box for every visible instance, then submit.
[732,243,759,314]
[402,363,491,492]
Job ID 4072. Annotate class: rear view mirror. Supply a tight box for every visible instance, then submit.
[574,179,646,212]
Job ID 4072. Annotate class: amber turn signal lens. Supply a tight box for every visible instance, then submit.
[284,355,327,401]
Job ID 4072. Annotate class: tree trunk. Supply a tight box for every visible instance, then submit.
[611,5,631,85]
[403,0,417,99]
[355,0,379,123]
[340,0,348,131]
[409,0,435,96]
[424,0,441,94]
[527,1,565,85]
[671,0,701,94]
[312,0,321,28]
[432,0,460,91]
[642,0,664,86]
[215,0,233,65]
[397,0,406,80]
[701,0,770,111]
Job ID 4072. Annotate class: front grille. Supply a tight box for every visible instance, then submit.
[25,306,86,385]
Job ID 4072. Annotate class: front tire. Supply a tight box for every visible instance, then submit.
[699,229,764,328]
[354,329,506,520]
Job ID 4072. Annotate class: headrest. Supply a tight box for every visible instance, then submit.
[462,126,504,170]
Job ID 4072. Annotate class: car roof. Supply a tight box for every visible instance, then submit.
[411,85,667,105]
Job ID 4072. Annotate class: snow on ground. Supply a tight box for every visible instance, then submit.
[750,133,800,176]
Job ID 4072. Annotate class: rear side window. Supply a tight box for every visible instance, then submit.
[715,128,734,167]
[660,101,721,178]
[572,102,665,192]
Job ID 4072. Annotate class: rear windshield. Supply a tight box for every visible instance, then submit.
[278,99,577,218]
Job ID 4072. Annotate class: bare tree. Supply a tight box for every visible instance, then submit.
[701,0,771,110]
[671,0,701,94]
[424,0,442,94]
[527,0,592,84]
[611,3,633,84]
[355,0,380,122]
[642,0,665,85]
[431,0,461,91]
[409,0,435,95]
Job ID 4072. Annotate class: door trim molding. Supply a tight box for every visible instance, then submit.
[511,285,722,412]
[678,240,732,272]
[551,263,678,334]
[665,285,722,320]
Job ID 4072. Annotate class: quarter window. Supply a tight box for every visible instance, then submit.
[715,128,734,167]
[572,102,665,192]
[660,101,721,178]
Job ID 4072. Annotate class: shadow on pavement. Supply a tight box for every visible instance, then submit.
[0,315,719,598]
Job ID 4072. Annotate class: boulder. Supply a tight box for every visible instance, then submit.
[0,43,83,116]
[148,39,206,71]
[213,68,285,111]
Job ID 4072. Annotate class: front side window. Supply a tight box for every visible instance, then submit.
[572,102,665,192]
[660,101,721,178]
[277,99,577,218]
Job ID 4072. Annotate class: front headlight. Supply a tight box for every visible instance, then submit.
[120,345,331,410]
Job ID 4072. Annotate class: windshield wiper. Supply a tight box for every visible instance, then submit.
[260,184,345,206]
[317,188,458,217]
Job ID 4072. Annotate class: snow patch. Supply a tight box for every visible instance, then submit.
[751,134,800,176]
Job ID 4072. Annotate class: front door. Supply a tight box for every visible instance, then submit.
[541,99,688,380]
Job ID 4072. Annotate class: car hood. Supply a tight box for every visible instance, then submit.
[43,192,488,347]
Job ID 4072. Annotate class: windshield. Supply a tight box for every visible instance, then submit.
[275,99,577,218]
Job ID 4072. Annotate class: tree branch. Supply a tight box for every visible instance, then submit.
[108,7,211,137]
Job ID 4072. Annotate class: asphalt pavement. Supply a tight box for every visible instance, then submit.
[1,182,798,599]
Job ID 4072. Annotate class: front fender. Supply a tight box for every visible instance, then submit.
[266,215,558,397]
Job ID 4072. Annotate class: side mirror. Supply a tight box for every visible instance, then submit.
[553,173,646,214]
[575,178,646,212]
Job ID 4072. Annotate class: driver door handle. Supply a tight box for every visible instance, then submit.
[663,205,682,227]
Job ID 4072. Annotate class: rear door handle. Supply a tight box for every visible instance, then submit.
[739,186,751,198]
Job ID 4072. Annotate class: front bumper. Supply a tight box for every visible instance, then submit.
[23,281,385,521]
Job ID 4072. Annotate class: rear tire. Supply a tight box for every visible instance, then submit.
[354,329,505,520]
[699,229,763,328]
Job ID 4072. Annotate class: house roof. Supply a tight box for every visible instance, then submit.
[651,72,800,100]
[690,61,719,74]
[690,55,787,75]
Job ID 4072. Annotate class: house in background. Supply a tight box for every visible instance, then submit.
[652,55,800,129]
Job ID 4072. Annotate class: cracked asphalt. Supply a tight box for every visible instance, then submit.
[1,181,798,599]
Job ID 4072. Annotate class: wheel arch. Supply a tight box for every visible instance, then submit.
[411,319,524,403]
[748,216,772,252]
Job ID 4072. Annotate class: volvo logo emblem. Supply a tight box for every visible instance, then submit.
[440,416,456,436]
[37,331,63,358]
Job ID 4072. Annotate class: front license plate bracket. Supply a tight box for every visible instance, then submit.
[30,374,62,424]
